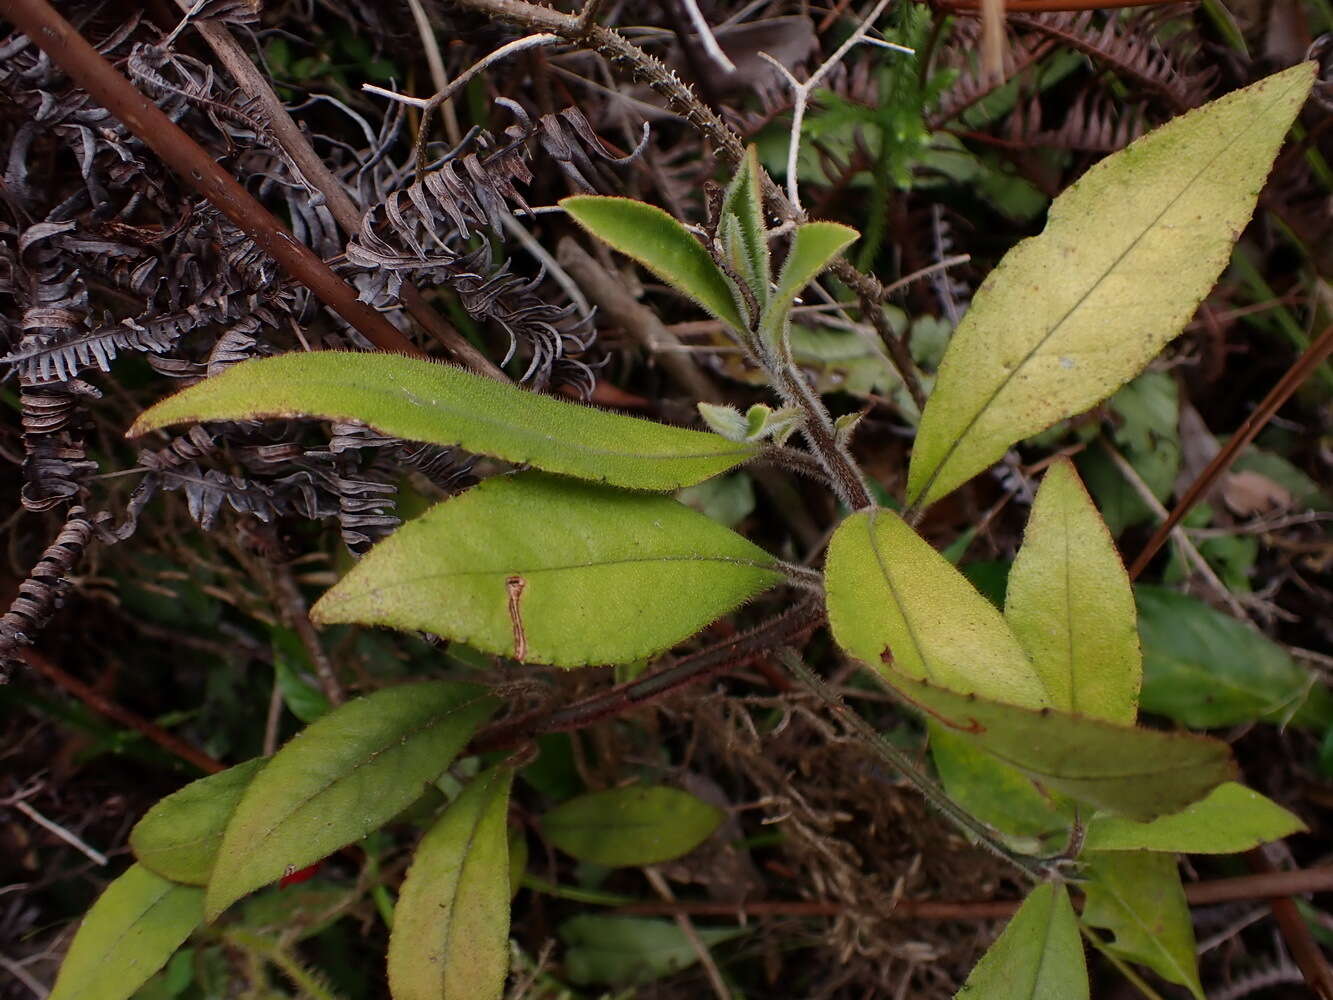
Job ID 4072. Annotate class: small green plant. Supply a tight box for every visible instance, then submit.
[51,62,1317,1000]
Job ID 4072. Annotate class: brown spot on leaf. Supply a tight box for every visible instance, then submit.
[506,575,528,661]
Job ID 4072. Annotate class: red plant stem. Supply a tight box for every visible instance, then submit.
[1246,850,1333,999]
[613,867,1333,921]
[0,0,421,358]
[470,603,824,754]
[20,647,224,775]
[1130,323,1333,578]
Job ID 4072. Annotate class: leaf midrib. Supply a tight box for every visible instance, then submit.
[914,80,1297,504]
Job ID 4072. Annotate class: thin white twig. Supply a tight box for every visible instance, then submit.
[501,214,590,315]
[0,954,49,999]
[363,34,561,114]
[758,0,909,216]
[405,0,462,145]
[680,0,737,72]
[643,867,730,1000]
[10,799,108,867]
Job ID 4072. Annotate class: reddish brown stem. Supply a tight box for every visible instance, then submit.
[1,0,421,358]
[1130,323,1333,578]
[1245,851,1333,999]
[20,647,224,775]
[471,602,824,754]
[613,866,1333,921]
[937,0,1185,10]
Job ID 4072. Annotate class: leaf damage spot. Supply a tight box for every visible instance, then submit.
[506,575,528,661]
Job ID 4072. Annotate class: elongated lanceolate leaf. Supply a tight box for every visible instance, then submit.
[876,666,1235,820]
[561,196,745,330]
[388,766,515,1000]
[1005,459,1140,723]
[1082,781,1305,853]
[1136,585,1333,728]
[206,682,497,920]
[955,883,1088,999]
[130,758,265,885]
[541,785,724,867]
[720,146,770,309]
[908,64,1315,507]
[1082,851,1203,998]
[313,473,783,667]
[50,864,203,1000]
[826,507,1048,709]
[760,222,858,342]
[129,352,755,492]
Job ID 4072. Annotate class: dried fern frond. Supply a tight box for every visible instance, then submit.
[0,507,94,678]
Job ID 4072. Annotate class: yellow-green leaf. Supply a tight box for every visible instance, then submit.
[561,195,744,330]
[1005,458,1140,723]
[50,864,203,1000]
[956,883,1088,999]
[541,785,724,867]
[388,766,515,1000]
[876,666,1235,820]
[129,352,755,492]
[1081,851,1203,999]
[908,63,1315,508]
[1082,781,1305,853]
[760,222,858,342]
[130,758,265,886]
[826,507,1047,708]
[206,682,497,920]
[312,473,783,667]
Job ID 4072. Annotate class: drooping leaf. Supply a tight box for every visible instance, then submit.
[561,195,744,330]
[826,507,1048,708]
[541,785,724,867]
[1136,585,1333,728]
[875,666,1235,820]
[907,64,1315,508]
[760,222,859,342]
[49,864,203,1000]
[955,883,1088,999]
[388,766,515,1000]
[1081,851,1203,999]
[130,758,265,886]
[312,473,783,667]
[929,724,1073,845]
[129,352,755,492]
[1005,459,1140,723]
[1082,781,1305,853]
[206,682,497,920]
[720,145,770,308]
[559,915,743,987]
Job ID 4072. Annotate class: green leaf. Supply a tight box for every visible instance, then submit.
[561,195,744,330]
[272,628,330,723]
[1136,585,1333,728]
[676,472,756,529]
[559,915,743,987]
[907,64,1315,508]
[929,724,1073,845]
[720,145,770,309]
[1081,851,1203,999]
[130,758,265,886]
[826,507,1048,709]
[955,883,1088,999]
[129,352,755,492]
[875,665,1235,820]
[760,222,858,342]
[1005,458,1140,723]
[388,766,515,1000]
[312,473,783,667]
[50,864,203,1000]
[1083,781,1305,853]
[541,785,724,867]
[206,682,497,920]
